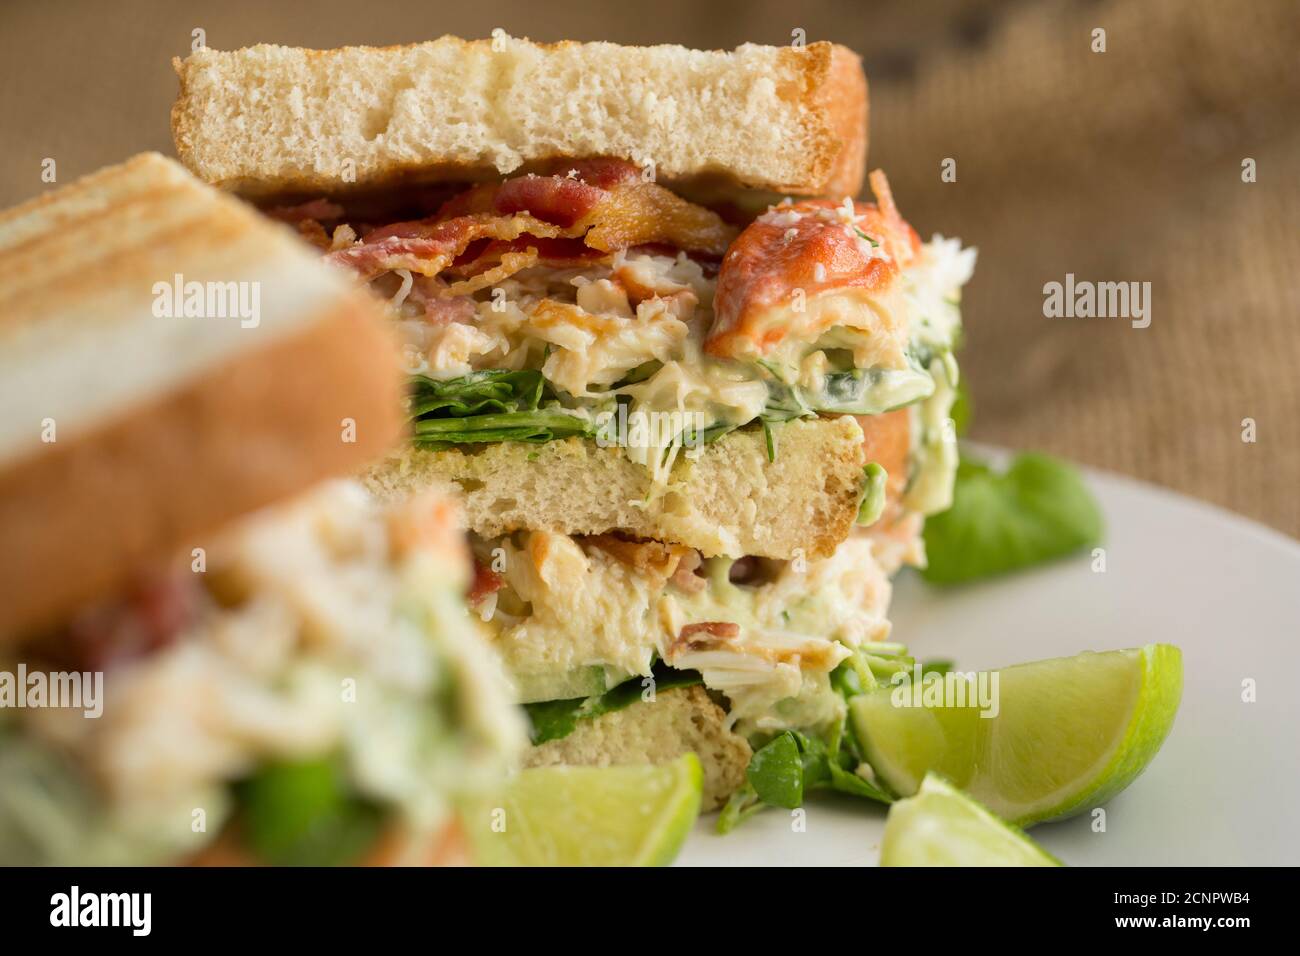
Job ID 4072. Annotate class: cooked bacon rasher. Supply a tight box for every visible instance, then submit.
[320,159,735,288]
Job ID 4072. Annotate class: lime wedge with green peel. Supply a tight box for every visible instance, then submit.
[882,774,1061,866]
[849,644,1182,827]
[467,755,702,866]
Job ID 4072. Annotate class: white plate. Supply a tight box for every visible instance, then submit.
[676,457,1300,866]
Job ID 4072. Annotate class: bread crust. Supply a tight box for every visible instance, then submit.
[172,38,868,201]
[0,295,404,642]
[821,45,871,202]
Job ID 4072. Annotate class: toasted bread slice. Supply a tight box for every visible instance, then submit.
[0,153,404,640]
[172,37,867,201]
[362,416,868,561]
[524,685,751,811]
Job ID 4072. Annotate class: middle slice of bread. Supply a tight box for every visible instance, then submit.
[364,416,868,561]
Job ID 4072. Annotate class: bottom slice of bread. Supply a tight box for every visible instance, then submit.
[523,686,752,811]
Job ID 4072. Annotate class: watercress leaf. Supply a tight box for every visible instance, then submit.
[746,732,804,808]
[408,370,594,447]
[793,732,834,791]
[826,761,894,803]
[922,452,1103,585]
[523,697,583,745]
[412,410,594,446]
[524,665,702,745]
[716,783,764,834]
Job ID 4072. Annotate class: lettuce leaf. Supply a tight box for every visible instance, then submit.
[525,663,703,745]
[921,452,1103,585]
[409,370,595,447]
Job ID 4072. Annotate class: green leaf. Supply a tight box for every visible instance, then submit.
[742,728,893,816]
[921,452,1104,585]
[409,369,544,417]
[522,697,584,745]
[525,665,703,745]
[235,757,383,866]
[413,410,594,446]
[408,370,594,447]
[761,365,935,421]
[716,783,763,834]
[827,760,894,802]
[746,732,804,808]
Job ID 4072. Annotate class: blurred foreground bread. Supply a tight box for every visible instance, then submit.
[0,153,404,640]
[172,37,867,200]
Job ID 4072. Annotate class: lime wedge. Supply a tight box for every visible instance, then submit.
[881,774,1061,866]
[849,644,1181,826]
[467,755,702,866]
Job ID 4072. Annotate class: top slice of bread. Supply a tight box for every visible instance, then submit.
[363,416,868,561]
[0,153,405,641]
[171,37,867,201]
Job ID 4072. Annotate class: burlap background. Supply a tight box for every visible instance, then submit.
[2,0,1296,535]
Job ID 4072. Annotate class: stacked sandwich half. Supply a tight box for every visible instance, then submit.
[172,37,975,811]
[0,154,521,864]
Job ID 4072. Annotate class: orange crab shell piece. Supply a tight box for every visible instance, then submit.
[706,170,921,361]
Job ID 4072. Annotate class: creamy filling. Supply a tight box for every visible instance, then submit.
[472,527,902,738]
[0,481,522,865]
[900,236,975,516]
[395,236,972,491]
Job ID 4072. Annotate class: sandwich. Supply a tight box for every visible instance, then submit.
[0,153,522,865]
[171,36,975,812]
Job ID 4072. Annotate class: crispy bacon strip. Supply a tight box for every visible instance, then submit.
[706,169,922,360]
[444,250,540,297]
[325,160,735,288]
[579,182,732,254]
[583,533,700,588]
[442,236,605,276]
[327,213,566,280]
[495,175,607,228]
[549,157,648,190]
